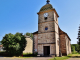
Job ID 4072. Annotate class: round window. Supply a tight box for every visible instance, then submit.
[45,27,48,30]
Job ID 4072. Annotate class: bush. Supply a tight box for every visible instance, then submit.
[0,51,8,56]
[1,33,27,56]
[23,53,37,57]
[72,51,79,54]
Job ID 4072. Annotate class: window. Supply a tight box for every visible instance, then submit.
[45,27,48,30]
[44,17,47,20]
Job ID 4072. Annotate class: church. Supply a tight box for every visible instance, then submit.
[33,0,71,56]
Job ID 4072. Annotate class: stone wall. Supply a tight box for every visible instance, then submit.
[33,34,38,53]
[38,44,56,56]
[59,33,71,55]
[54,16,59,56]
[38,22,55,33]
[55,33,59,56]
[38,11,54,23]
[65,35,71,55]
[59,34,66,55]
[38,32,55,43]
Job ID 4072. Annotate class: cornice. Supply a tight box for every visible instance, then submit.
[37,9,59,17]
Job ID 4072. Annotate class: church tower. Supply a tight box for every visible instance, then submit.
[37,0,59,56]
[33,0,71,56]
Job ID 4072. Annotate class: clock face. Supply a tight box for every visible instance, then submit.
[44,13,48,17]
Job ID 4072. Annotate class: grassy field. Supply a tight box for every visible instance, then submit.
[49,54,80,60]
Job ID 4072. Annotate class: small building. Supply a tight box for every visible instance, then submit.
[23,36,33,53]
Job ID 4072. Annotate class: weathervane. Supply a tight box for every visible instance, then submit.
[46,0,50,4]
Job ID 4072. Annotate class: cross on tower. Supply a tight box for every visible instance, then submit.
[46,0,50,4]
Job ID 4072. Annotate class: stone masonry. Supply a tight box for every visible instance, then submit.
[33,1,71,57]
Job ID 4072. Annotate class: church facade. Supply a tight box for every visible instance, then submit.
[33,0,71,56]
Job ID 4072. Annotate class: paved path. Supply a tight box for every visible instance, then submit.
[0,57,52,60]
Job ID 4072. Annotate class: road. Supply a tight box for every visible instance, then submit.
[0,57,52,60]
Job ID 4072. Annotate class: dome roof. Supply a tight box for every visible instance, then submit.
[40,4,53,12]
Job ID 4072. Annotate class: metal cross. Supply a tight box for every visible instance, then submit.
[46,0,50,4]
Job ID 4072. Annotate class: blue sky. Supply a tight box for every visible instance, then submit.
[0,0,80,44]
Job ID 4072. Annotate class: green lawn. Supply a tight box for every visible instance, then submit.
[49,54,80,60]
[49,56,70,60]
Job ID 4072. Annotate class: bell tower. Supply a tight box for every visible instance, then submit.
[37,0,59,56]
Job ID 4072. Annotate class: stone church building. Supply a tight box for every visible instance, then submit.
[33,0,71,56]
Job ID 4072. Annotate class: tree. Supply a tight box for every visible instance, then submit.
[71,45,75,52]
[25,32,33,39]
[1,33,27,56]
[0,41,1,45]
[71,44,79,52]
[77,25,80,52]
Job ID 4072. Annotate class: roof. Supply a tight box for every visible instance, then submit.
[33,31,38,34]
[32,28,71,41]
[40,4,53,12]
[0,45,3,47]
[59,27,71,41]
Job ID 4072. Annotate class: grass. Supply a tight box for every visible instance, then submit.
[18,57,32,58]
[49,53,80,60]
[50,56,70,60]
[17,53,37,58]
[23,53,37,57]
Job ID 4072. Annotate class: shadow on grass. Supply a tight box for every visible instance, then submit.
[23,54,37,57]
[67,55,80,58]
[70,56,80,58]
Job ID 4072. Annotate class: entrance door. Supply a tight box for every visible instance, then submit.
[44,46,50,55]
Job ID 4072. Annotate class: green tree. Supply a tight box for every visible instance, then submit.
[71,45,75,53]
[77,26,80,52]
[1,33,27,56]
[71,44,79,52]
[0,41,1,45]
[25,32,33,39]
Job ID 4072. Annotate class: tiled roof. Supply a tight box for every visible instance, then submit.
[59,27,71,41]
[0,45,3,47]
[40,4,53,12]
[33,31,38,34]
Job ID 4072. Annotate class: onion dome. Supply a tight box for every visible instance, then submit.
[40,4,53,12]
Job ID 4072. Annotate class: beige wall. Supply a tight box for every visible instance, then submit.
[33,34,38,53]
[54,13,58,24]
[23,37,33,53]
[65,35,71,55]
[54,13,59,56]
[55,33,59,56]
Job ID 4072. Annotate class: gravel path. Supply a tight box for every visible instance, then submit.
[0,57,52,60]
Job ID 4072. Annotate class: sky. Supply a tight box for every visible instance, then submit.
[0,0,80,44]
